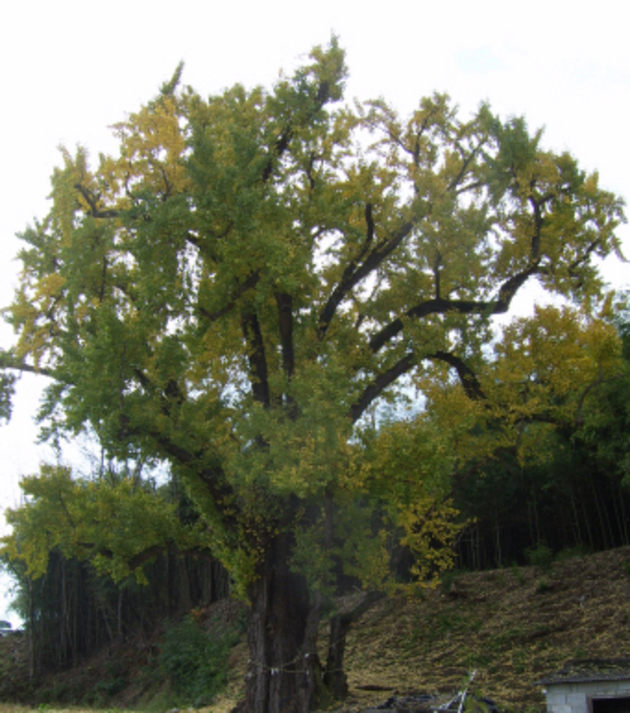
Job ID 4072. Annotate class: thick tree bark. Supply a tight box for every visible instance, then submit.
[241,534,327,713]
[237,536,385,713]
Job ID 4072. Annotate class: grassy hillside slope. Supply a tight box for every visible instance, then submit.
[334,546,630,712]
[3,546,630,712]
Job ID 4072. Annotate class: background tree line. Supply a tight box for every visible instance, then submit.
[2,471,230,677]
[453,306,630,569]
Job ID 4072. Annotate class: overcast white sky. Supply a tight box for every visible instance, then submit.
[1,0,629,625]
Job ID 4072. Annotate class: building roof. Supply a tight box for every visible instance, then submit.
[537,659,630,686]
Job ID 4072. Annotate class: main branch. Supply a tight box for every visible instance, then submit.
[318,218,416,339]
[369,261,541,354]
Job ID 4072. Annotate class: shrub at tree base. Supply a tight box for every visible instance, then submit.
[159,616,239,708]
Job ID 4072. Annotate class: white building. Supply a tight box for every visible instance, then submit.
[538,660,630,713]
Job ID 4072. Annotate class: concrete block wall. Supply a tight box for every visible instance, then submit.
[545,681,630,713]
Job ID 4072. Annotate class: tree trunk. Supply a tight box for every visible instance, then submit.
[241,534,326,713]
[28,577,34,681]
[324,591,384,700]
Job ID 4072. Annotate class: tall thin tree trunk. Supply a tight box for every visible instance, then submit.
[494,513,502,569]
[615,485,629,545]
[117,589,123,641]
[61,556,68,668]
[72,565,79,665]
[177,557,192,614]
[570,487,583,548]
[589,474,609,549]
[580,486,595,551]
[28,577,34,682]
[600,477,616,548]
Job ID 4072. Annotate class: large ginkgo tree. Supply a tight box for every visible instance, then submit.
[1,39,625,713]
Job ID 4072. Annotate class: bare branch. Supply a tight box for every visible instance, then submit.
[76,540,215,572]
[261,79,333,184]
[446,142,485,193]
[198,271,261,324]
[0,351,57,380]
[74,184,119,219]
[426,350,486,401]
[369,261,540,354]
[275,292,295,378]
[241,307,270,408]
[574,366,622,426]
[350,352,416,423]
[318,218,416,339]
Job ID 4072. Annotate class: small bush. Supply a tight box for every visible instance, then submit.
[555,545,592,562]
[159,615,239,707]
[525,543,553,573]
[439,567,468,594]
[573,645,588,659]
[512,648,527,674]
[511,562,525,585]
